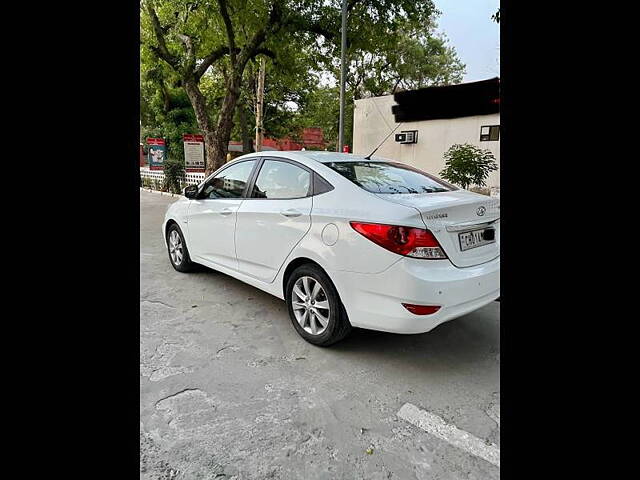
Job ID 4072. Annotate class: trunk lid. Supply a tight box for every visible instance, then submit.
[376,190,500,267]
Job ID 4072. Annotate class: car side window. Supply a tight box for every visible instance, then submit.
[201,160,256,199]
[252,160,311,199]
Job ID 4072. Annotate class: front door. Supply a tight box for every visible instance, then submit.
[235,159,313,282]
[187,159,257,270]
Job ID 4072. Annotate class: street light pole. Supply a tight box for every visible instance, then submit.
[338,0,347,152]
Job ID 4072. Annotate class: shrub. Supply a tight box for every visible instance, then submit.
[440,144,498,190]
[163,158,185,194]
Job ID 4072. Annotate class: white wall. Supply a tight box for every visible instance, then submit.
[353,95,500,189]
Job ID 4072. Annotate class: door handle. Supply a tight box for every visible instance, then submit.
[280,208,302,218]
[219,207,234,216]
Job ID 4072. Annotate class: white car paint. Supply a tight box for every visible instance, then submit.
[163,151,500,335]
[235,192,313,283]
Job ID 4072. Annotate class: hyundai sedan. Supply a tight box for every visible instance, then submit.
[163,151,500,346]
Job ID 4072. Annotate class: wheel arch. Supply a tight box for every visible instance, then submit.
[281,255,353,345]
[165,218,192,251]
[282,257,328,299]
[164,218,179,238]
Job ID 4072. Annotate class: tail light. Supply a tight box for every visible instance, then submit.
[349,222,447,259]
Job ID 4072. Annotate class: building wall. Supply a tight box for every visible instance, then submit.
[353,95,500,189]
[262,127,327,151]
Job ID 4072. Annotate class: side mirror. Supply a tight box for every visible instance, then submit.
[184,184,199,199]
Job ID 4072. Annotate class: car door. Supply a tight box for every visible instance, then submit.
[187,159,257,270]
[235,158,313,282]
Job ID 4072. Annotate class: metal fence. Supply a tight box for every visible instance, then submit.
[140,168,205,191]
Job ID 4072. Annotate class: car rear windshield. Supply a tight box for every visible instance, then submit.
[324,161,456,194]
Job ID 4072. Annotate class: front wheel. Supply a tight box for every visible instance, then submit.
[166,224,195,272]
[285,264,352,346]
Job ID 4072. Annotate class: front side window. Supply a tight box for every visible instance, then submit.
[252,160,311,199]
[201,160,256,199]
[324,161,455,194]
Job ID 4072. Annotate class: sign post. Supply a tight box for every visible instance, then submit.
[147,138,166,170]
[183,134,205,172]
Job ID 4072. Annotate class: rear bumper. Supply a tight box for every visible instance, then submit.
[328,256,500,334]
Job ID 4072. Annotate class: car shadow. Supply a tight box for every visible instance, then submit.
[325,302,500,372]
[192,265,499,371]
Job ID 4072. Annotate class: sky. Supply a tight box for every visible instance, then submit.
[434,0,500,82]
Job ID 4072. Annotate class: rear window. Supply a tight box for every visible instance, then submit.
[324,161,456,194]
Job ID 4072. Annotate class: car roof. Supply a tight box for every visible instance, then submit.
[240,150,389,164]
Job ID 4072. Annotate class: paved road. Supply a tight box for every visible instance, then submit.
[140,191,500,480]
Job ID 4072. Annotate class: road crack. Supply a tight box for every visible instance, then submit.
[154,388,203,408]
[141,299,176,309]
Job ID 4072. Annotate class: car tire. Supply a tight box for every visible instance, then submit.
[166,224,195,272]
[285,264,352,346]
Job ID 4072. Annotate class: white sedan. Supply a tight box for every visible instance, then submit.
[163,151,500,346]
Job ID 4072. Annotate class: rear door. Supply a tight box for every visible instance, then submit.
[187,159,257,270]
[235,158,313,282]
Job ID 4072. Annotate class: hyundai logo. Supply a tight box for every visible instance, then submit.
[476,206,486,216]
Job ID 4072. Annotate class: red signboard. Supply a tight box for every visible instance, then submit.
[342,145,350,153]
[183,134,204,143]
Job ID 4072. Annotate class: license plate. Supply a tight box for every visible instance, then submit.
[459,228,495,251]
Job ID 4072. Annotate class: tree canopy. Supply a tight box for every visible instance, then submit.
[140,0,466,172]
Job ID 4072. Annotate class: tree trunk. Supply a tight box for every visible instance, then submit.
[207,74,242,175]
[184,71,245,176]
[160,81,171,112]
[183,78,219,175]
[237,99,253,154]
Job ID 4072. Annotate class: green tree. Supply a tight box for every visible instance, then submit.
[294,85,352,150]
[163,157,186,193]
[141,0,465,168]
[296,2,464,148]
[439,144,498,189]
[142,0,284,174]
[141,60,198,161]
[341,27,464,99]
[313,3,465,100]
[234,41,320,148]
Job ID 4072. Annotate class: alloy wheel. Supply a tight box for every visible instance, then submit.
[169,230,183,265]
[291,276,331,335]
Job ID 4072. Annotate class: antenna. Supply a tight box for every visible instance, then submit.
[364,123,402,160]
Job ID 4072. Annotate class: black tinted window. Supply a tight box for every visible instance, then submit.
[202,160,256,199]
[324,161,455,194]
[252,160,311,199]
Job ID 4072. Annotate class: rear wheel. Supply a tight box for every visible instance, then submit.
[166,224,195,272]
[286,264,352,346]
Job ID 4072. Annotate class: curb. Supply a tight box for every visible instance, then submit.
[139,187,182,198]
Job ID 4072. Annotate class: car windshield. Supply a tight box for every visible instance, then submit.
[324,161,455,194]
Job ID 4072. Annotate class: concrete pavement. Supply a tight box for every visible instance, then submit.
[140,190,500,480]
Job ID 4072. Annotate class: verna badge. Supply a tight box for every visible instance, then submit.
[476,206,486,216]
